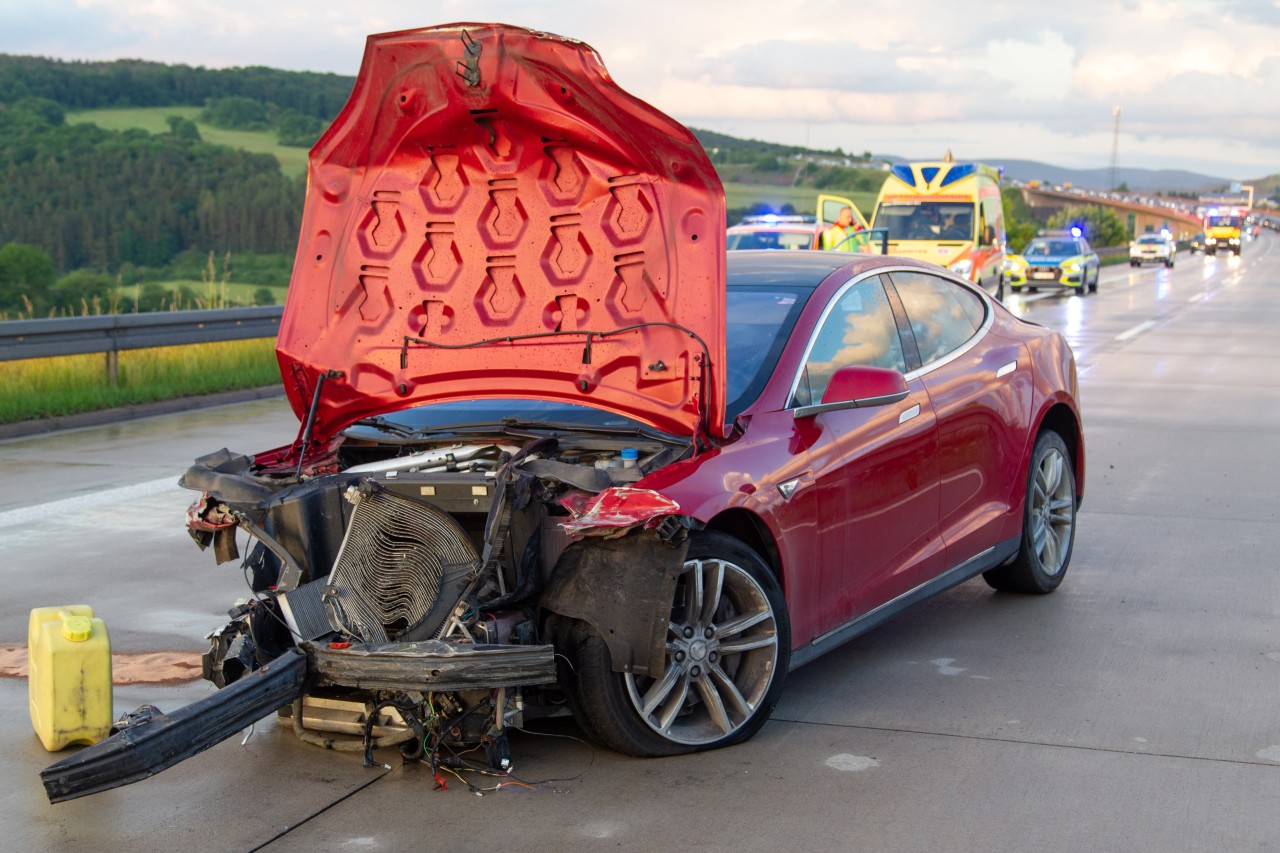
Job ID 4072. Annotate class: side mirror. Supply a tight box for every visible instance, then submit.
[794,365,909,418]
[982,225,996,246]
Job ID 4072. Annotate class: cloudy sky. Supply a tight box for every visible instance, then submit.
[4,0,1278,179]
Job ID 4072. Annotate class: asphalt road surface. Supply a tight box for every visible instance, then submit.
[3,232,1278,852]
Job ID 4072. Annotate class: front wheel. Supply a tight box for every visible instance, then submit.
[1087,267,1098,293]
[559,531,790,756]
[983,431,1076,594]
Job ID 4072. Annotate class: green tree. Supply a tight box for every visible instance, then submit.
[0,242,57,311]
[275,109,325,147]
[252,286,275,306]
[165,114,202,142]
[753,152,784,172]
[1047,205,1130,247]
[50,269,115,313]
[200,96,272,130]
[1001,186,1046,252]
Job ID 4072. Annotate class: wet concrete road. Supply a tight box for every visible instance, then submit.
[3,234,1279,851]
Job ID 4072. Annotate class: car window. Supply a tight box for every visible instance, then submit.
[727,230,813,251]
[725,287,809,418]
[1079,238,1092,253]
[890,270,985,366]
[790,275,904,408]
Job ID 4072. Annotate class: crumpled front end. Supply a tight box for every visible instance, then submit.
[43,416,700,801]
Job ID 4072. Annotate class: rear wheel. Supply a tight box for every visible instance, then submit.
[984,431,1076,594]
[560,531,790,756]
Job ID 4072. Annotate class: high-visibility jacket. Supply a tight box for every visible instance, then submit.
[821,223,864,251]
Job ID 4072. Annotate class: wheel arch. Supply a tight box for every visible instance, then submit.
[704,508,785,594]
[1035,401,1085,503]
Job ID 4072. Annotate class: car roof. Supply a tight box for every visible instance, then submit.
[726,250,887,289]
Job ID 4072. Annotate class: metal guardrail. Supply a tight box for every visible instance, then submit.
[0,306,284,363]
[0,305,285,385]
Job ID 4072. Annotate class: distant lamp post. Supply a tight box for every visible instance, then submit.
[1109,105,1122,190]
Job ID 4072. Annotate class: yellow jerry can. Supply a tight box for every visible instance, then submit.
[28,605,113,751]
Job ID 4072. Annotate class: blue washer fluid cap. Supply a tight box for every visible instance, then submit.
[620,448,639,460]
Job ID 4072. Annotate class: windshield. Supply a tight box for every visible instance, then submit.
[1207,215,1241,228]
[1024,239,1077,256]
[874,201,975,241]
[727,230,814,250]
[353,286,809,436]
[1137,235,1164,244]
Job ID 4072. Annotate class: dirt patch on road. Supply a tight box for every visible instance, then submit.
[1,644,202,685]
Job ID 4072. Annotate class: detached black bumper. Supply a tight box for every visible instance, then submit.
[41,641,556,803]
[41,649,308,804]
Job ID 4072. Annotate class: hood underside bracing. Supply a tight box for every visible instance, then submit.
[278,23,727,446]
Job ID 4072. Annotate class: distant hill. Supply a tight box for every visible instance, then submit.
[975,159,1226,193]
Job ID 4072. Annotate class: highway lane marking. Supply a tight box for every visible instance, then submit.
[1115,320,1157,342]
[1188,292,1207,303]
[0,476,179,529]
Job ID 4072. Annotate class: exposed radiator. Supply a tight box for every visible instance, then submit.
[324,482,479,643]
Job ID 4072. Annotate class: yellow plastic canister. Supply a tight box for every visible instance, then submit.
[28,605,113,751]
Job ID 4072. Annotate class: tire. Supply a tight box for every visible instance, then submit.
[1087,266,1098,294]
[1011,284,1024,294]
[983,431,1076,594]
[558,530,790,756]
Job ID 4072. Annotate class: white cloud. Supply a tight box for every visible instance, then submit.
[983,31,1075,100]
[2,0,1278,175]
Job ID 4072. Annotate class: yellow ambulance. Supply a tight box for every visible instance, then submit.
[869,160,1007,299]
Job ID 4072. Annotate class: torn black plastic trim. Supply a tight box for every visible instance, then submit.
[540,534,688,677]
[41,649,307,804]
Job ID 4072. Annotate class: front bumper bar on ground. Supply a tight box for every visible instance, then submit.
[41,649,308,804]
[41,641,557,803]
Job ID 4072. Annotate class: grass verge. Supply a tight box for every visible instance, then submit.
[1,339,281,424]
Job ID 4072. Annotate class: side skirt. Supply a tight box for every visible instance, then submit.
[789,536,1019,671]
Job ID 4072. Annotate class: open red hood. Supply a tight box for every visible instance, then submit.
[277,24,726,444]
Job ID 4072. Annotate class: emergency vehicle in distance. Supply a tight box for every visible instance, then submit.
[1203,208,1244,256]
[869,159,1006,299]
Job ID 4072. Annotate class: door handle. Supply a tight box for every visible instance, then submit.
[996,360,1017,379]
[898,404,921,424]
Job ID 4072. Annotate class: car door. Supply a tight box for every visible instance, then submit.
[787,273,943,633]
[888,269,1032,573]
[1079,237,1098,278]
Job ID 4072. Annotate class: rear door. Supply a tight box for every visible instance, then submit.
[888,269,1031,571]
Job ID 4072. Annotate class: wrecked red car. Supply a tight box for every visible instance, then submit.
[43,23,1083,801]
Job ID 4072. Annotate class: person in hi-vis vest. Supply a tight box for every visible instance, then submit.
[820,206,866,251]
